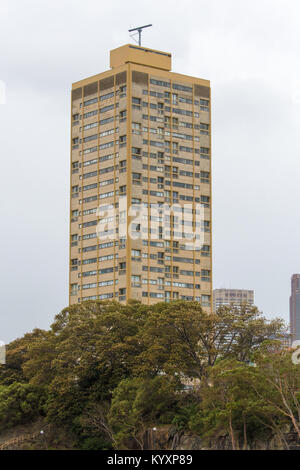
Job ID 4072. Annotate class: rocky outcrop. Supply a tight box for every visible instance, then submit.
[143,425,300,450]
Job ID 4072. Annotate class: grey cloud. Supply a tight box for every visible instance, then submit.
[1,0,300,341]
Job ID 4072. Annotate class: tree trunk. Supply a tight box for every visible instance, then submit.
[229,414,236,450]
[243,414,247,450]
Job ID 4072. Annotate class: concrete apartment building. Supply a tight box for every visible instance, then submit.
[69,44,212,308]
[213,288,254,312]
[290,274,300,341]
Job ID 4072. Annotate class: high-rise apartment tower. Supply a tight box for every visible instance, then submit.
[69,44,212,309]
[290,274,300,341]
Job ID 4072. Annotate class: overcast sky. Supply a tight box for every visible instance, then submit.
[0,0,299,342]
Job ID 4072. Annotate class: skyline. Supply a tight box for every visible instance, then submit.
[1,0,300,341]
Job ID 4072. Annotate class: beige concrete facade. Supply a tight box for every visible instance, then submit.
[69,45,212,310]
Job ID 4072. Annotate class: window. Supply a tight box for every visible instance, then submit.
[132,122,141,134]
[83,109,98,119]
[81,220,97,228]
[82,134,97,143]
[132,97,141,108]
[157,127,164,140]
[100,104,115,114]
[200,99,209,106]
[200,147,210,155]
[172,83,192,93]
[81,97,98,107]
[201,195,210,207]
[72,161,79,174]
[83,171,97,179]
[200,123,209,135]
[172,142,178,153]
[99,165,115,175]
[172,93,178,104]
[201,245,210,256]
[119,160,126,173]
[131,275,141,287]
[119,110,127,121]
[150,79,170,88]
[201,171,210,183]
[202,220,210,232]
[99,141,114,150]
[99,128,117,138]
[132,172,141,184]
[99,178,115,187]
[132,147,141,156]
[82,245,97,253]
[119,262,126,274]
[131,249,141,259]
[100,91,114,101]
[83,183,97,192]
[99,190,115,200]
[99,153,115,163]
[100,116,114,126]
[82,121,98,132]
[179,96,193,104]
[120,86,127,97]
[81,146,98,155]
[70,283,78,295]
[201,295,211,307]
[82,207,97,215]
[201,270,211,282]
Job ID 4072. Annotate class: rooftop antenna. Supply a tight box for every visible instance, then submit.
[128,24,152,47]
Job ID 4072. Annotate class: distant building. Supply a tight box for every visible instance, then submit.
[290,274,300,341]
[269,332,291,349]
[213,288,254,312]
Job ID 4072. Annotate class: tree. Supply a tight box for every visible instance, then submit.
[189,359,271,450]
[136,301,220,380]
[108,376,180,449]
[0,382,46,432]
[0,299,291,450]
[135,301,285,381]
[0,329,48,386]
[249,343,300,441]
[24,301,148,425]
[215,304,286,363]
[80,402,116,448]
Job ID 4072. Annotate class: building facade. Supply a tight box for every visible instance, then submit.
[290,274,300,341]
[213,288,254,312]
[69,44,212,309]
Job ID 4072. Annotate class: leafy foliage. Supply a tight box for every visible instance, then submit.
[0,300,295,450]
[0,382,46,431]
